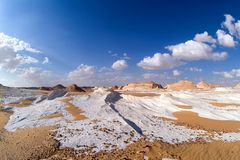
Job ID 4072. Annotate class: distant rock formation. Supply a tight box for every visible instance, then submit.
[66,84,85,92]
[39,87,53,91]
[234,83,240,89]
[111,85,119,90]
[122,81,163,91]
[196,81,211,89]
[52,84,65,90]
[167,80,196,90]
[196,81,223,89]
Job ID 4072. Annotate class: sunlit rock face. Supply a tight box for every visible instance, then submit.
[166,80,196,91]
[196,81,211,89]
[66,84,85,92]
[122,81,163,91]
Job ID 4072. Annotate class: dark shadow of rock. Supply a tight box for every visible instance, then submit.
[105,91,143,135]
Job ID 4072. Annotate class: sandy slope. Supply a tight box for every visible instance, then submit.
[47,139,240,160]
[0,111,58,160]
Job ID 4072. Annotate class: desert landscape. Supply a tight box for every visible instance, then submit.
[1,81,240,159]
[1,1,240,159]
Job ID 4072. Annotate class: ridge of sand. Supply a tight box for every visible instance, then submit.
[173,111,240,132]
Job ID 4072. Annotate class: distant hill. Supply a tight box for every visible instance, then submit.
[52,84,65,90]
[66,84,85,92]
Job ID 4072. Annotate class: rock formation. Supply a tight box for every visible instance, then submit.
[66,84,85,92]
[52,84,65,90]
[196,81,211,89]
[122,81,163,91]
[167,80,196,90]
[234,83,240,89]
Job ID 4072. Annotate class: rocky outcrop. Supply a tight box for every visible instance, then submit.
[47,89,67,100]
[122,81,163,91]
[167,80,196,91]
[111,85,119,90]
[52,84,65,90]
[39,87,53,91]
[234,83,240,89]
[66,84,85,92]
[196,81,211,89]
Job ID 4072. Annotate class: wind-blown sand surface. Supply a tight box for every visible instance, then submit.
[47,139,240,160]
[210,101,240,107]
[61,97,87,120]
[0,111,58,160]
[173,111,240,132]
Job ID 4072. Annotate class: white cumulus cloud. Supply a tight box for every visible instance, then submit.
[0,32,40,53]
[167,40,227,61]
[222,14,240,38]
[173,69,182,76]
[42,57,49,64]
[137,53,181,70]
[216,29,237,47]
[112,59,128,70]
[189,67,202,72]
[213,68,240,78]
[0,47,38,71]
[194,31,216,44]
[68,64,96,82]
[16,67,55,86]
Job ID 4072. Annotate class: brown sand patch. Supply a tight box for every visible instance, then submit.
[0,99,33,108]
[173,111,240,132]
[123,92,160,97]
[61,97,87,120]
[0,111,59,160]
[176,104,192,109]
[210,102,240,107]
[35,90,51,96]
[47,139,240,160]
[40,113,64,119]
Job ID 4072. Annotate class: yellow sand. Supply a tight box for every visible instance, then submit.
[0,111,58,160]
[123,92,160,97]
[210,102,240,107]
[40,113,64,119]
[176,104,192,109]
[0,99,32,107]
[61,97,87,120]
[173,111,240,132]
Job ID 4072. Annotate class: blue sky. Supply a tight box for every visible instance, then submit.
[0,0,240,87]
